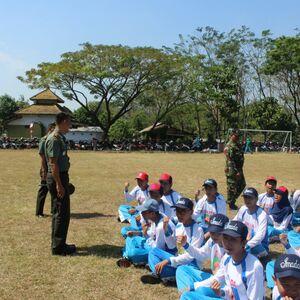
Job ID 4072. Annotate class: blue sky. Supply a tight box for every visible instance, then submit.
[0,0,299,110]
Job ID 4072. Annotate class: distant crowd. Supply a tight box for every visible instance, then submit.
[2,136,299,153]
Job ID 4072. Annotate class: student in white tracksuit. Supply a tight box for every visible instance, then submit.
[118,171,150,223]
[193,179,227,236]
[181,220,265,300]
[140,198,204,284]
[121,182,176,238]
[117,199,177,268]
[257,176,277,214]
[271,254,300,300]
[176,214,229,295]
[159,173,181,218]
[234,187,269,258]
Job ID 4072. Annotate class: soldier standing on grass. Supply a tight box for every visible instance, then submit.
[35,122,56,218]
[224,129,246,210]
[45,112,76,256]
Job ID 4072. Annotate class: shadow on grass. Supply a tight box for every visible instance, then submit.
[76,244,123,258]
[70,212,115,219]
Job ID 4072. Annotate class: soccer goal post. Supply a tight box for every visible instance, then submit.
[228,128,293,152]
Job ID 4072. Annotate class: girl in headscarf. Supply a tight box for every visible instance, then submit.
[268,186,293,242]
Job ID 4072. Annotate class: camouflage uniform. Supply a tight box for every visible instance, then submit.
[224,138,246,206]
[45,129,71,253]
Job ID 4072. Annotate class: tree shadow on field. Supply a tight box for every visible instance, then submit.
[76,244,123,258]
[70,212,115,219]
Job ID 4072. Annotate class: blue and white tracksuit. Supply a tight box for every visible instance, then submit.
[118,185,150,222]
[176,238,224,292]
[148,220,204,279]
[193,193,227,233]
[234,205,269,257]
[181,253,265,300]
[122,214,177,265]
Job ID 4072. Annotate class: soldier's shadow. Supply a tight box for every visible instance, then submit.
[76,244,123,258]
[70,212,115,219]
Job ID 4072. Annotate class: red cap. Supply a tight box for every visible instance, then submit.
[159,173,172,182]
[274,186,288,195]
[265,176,277,184]
[135,172,148,181]
[149,183,161,191]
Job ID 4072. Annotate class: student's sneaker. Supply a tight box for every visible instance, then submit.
[116,258,131,268]
[161,277,177,287]
[140,274,161,284]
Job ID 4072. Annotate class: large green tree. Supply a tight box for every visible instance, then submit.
[18,43,186,141]
[263,35,300,125]
[0,95,28,133]
[246,97,296,133]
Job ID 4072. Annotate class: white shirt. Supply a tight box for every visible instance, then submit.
[194,253,265,300]
[185,238,224,274]
[234,205,268,249]
[268,214,293,230]
[257,192,275,214]
[157,198,176,219]
[146,214,177,251]
[169,221,204,269]
[193,193,227,229]
[124,185,149,205]
[272,286,282,300]
[162,190,181,207]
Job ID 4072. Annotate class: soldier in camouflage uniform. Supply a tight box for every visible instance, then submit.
[45,112,76,256]
[35,122,56,217]
[224,129,246,210]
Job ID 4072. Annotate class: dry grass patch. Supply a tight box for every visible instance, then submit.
[0,150,299,299]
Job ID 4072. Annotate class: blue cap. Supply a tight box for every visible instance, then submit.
[222,220,248,240]
[274,254,300,279]
[202,179,217,188]
[242,187,258,198]
[171,197,194,210]
[207,214,229,233]
[136,199,159,212]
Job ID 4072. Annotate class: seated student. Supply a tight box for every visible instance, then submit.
[117,199,176,268]
[140,198,204,284]
[266,215,300,288]
[193,179,227,235]
[176,214,229,295]
[181,221,265,300]
[272,254,300,300]
[257,176,277,214]
[121,182,174,238]
[118,171,149,223]
[268,186,293,242]
[233,187,268,258]
[159,173,181,208]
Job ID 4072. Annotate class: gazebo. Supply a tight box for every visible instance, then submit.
[139,122,193,141]
[7,88,72,138]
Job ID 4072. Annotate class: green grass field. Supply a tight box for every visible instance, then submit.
[0,151,299,299]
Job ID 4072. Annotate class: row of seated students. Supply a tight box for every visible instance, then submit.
[117,172,300,299]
